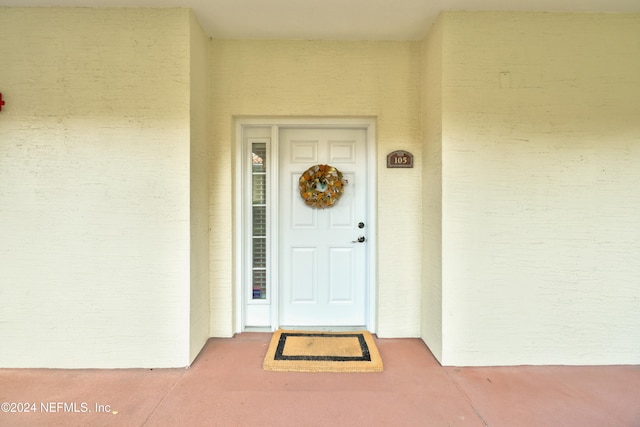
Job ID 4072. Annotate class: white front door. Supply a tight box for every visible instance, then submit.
[279,127,368,327]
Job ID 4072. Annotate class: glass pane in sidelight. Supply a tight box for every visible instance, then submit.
[252,173,266,204]
[252,206,266,236]
[252,144,266,173]
[252,269,267,300]
[253,237,266,268]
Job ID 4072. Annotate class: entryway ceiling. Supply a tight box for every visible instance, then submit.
[1,0,638,40]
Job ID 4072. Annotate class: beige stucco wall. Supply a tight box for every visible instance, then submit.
[188,11,211,363]
[209,40,423,337]
[2,6,638,368]
[0,7,204,368]
[438,12,640,365]
[421,15,444,362]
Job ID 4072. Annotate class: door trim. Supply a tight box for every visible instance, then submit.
[234,117,377,333]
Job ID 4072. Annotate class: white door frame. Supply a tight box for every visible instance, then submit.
[234,117,377,333]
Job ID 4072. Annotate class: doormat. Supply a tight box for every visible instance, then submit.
[263,330,383,373]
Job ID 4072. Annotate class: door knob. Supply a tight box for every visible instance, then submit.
[352,236,366,243]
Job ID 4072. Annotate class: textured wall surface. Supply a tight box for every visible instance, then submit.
[440,12,640,365]
[421,15,444,362]
[188,11,211,364]
[209,40,422,337]
[0,8,194,368]
[3,6,637,368]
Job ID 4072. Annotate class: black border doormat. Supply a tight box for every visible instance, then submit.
[263,330,383,372]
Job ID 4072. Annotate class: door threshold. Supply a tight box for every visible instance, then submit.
[278,326,367,332]
[243,327,272,333]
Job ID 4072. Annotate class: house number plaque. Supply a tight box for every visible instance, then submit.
[387,150,413,168]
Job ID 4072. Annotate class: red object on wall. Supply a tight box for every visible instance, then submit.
[0,93,5,111]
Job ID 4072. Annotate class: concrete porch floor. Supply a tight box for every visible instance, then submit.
[1,333,638,427]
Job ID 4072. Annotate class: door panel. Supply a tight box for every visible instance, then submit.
[329,248,354,302]
[279,127,367,327]
[328,172,355,228]
[290,247,317,302]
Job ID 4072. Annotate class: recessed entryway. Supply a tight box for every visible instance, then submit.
[235,118,377,333]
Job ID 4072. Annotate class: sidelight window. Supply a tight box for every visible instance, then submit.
[251,142,268,300]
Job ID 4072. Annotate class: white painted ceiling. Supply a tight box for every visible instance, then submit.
[1,0,639,40]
